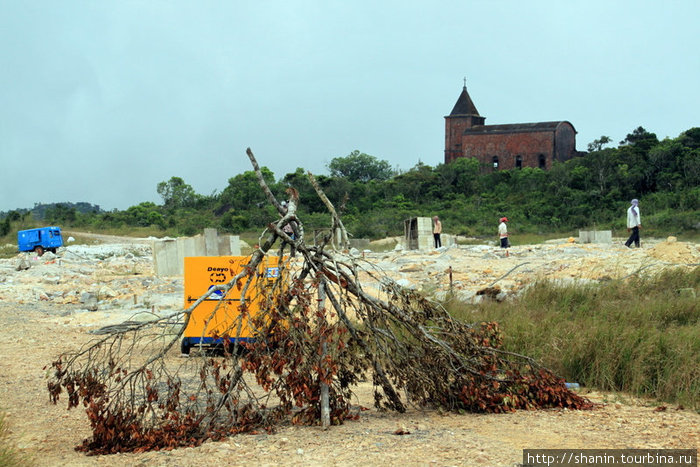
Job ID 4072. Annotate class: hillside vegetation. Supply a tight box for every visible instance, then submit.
[1,126,698,241]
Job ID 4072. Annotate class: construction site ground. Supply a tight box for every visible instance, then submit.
[0,233,697,466]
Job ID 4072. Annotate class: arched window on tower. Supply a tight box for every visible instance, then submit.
[538,154,546,169]
[492,156,499,170]
[515,155,522,169]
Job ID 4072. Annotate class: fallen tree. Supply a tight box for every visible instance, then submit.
[47,148,592,454]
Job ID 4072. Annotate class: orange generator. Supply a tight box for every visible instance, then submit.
[181,255,282,354]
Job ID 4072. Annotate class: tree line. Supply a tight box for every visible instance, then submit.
[2,127,698,240]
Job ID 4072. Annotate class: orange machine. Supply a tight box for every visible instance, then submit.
[181,255,283,354]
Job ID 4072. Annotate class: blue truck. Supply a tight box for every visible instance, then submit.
[17,227,64,256]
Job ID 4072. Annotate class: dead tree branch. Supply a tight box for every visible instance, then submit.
[48,148,592,455]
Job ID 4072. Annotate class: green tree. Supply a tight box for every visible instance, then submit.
[218,168,276,212]
[281,168,323,213]
[587,136,612,152]
[678,127,700,150]
[123,202,165,228]
[45,203,77,224]
[619,126,658,151]
[435,157,481,197]
[327,150,394,182]
[157,177,198,210]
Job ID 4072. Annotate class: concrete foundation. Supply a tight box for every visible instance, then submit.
[578,230,612,244]
[153,229,241,276]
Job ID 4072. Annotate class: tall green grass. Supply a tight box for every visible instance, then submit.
[450,267,699,409]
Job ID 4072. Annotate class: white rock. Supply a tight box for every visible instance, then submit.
[15,257,31,271]
[42,276,61,285]
[99,286,118,298]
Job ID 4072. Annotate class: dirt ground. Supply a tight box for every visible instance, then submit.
[0,235,698,466]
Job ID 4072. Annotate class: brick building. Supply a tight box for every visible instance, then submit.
[444,84,579,171]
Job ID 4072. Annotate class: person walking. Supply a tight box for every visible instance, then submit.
[432,216,442,248]
[625,198,642,248]
[498,217,509,257]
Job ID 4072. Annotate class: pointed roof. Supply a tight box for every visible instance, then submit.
[448,85,480,117]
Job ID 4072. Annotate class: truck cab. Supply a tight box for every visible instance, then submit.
[17,226,64,256]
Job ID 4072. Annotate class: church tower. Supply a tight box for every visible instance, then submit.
[444,82,486,163]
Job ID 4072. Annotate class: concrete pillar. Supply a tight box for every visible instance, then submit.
[442,234,455,247]
[593,230,612,244]
[578,231,591,243]
[176,238,186,275]
[218,236,231,256]
[152,239,179,276]
[193,234,206,256]
[204,228,218,256]
[183,236,197,257]
[229,235,241,256]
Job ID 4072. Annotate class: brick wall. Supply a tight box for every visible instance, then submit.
[461,131,555,171]
[445,115,487,164]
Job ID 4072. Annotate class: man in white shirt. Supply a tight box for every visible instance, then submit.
[498,217,509,257]
[624,199,642,248]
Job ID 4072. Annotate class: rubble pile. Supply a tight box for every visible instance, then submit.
[0,236,697,331]
[0,242,182,329]
[361,237,699,302]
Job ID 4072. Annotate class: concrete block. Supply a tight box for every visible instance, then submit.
[175,238,187,275]
[218,236,231,256]
[442,234,455,247]
[593,230,612,244]
[404,216,436,250]
[183,236,198,257]
[229,235,241,256]
[153,239,179,277]
[193,235,206,256]
[204,228,218,256]
[579,230,612,244]
[153,231,244,277]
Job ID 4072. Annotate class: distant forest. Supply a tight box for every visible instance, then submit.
[2,126,699,240]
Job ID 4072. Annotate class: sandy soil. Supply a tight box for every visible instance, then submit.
[2,306,698,467]
[0,234,698,466]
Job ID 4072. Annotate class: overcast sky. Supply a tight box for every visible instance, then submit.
[1,1,698,212]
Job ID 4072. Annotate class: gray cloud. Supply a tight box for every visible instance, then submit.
[1,1,698,211]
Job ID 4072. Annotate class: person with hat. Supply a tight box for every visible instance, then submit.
[624,198,642,248]
[498,217,510,256]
